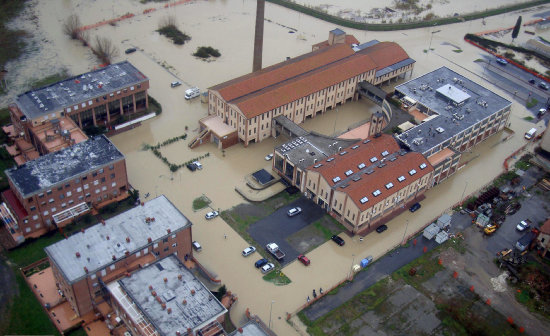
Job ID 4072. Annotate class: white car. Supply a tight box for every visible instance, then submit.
[242,246,256,257]
[261,263,275,274]
[516,220,530,232]
[287,207,302,217]
[192,241,202,252]
[193,161,203,170]
[205,211,219,220]
[265,153,274,161]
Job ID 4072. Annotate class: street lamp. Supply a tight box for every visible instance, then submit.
[401,219,410,246]
[428,29,441,51]
[269,300,275,329]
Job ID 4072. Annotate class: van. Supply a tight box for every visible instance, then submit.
[524,127,537,140]
[185,87,200,100]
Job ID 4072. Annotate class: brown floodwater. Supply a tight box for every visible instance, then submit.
[19,0,549,333]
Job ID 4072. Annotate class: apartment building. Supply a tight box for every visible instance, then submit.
[274,134,434,234]
[395,67,512,185]
[45,195,193,318]
[201,30,415,148]
[108,254,226,336]
[8,61,149,159]
[0,135,128,247]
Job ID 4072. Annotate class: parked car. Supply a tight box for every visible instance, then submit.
[409,203,421,212]
[193,161,203,170]
[538,108,547,118]
[376,224,388,233]
[192,241,202,252]
[496,58,508,65]
[539,82,549,90]
[529,79,536,85]
[205,211,219,220]
[265,153,274,161]
[331,235,345,246]
[297,254,310,266]
[261,263,275,274]
[242,246,256,257]
[287,207,302,217]
[185,87,201,100]
[254,258,268,268]
[516,220,531,232]
[186,163,197,171]
[125,47,137,54]
[171,81,182,88]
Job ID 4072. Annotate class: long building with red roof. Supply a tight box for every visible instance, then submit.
[198,30,415,149]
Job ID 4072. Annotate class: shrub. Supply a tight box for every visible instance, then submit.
[193,46,221,58]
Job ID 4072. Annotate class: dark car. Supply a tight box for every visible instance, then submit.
[376,224,388,233]
[529,79,536,85]
[254,258,268,268]
[125,47,137,54]
[297,254,310,266]
[186,163,197,171]
[331,235,345,246]
[409,202,421,212]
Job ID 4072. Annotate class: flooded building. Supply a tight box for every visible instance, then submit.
[44,195,193,318]
[394,67,512,185]
[273,134,434,235]
[0,135,129,247]
[198,30,415,149]
[8,61,149,160]
[108,254,226,336]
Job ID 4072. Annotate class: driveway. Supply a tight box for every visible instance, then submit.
[247,197,325,266]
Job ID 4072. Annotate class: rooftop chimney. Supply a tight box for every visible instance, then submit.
[252,0,265,72]
[75,252,81,258]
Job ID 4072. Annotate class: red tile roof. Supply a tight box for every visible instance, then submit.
[2,189,28,219]
[307,134,433,212]
[358,42,410,71]
[344,152,433,211]
[210,41,411,120]
[312,35,359,50]
[211,44,355,102]
[310,134,400,187]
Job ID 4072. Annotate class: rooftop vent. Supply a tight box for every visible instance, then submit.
[435,127,445,133]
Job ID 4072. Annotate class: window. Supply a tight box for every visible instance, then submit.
[59,194,64,200]
[85,193,91,198]
[101,177,106,183]
[397,176,406,182]
[360,197,368,204]
[163,238,168,243]
[77,187,82,192]
[110,265,115,271]
[370,157,378,163]
[99,168,104,174]
[163,247,169,252]
[102,186,107,191]
[381,150,389,157]
[68,200,74,205]
[172,243,177,247]
[38,193,44,198]
[65,183,70,188]
[419,163,427,170]
[110,174,115,179]
[409,169,417,176]
[30,206,36,211]
[372,190,381,197]
[74,178,80,184]
[136,251,141,257]
[90,274,96,280]
[93,180,99,186]
[111,182,117,187]
[332,176,341,183]
[66,191,72,197]
[46,190,52,195]
[95,189,100,194]
[51,207,56,212]
[345,170,353,176]
[171,234,176,239]
[43,210,49,216]
[153,243,158,248]
[49,198,54,203]
[357,163,366,169]
[92,172,97,177]
[35,223,41,229]
[109,164,114,170]
[84,184,89,190]
[101,270,106,276]
[61,203,66,208]
[142,248,148,254]
[385,183,394,189]
[33,215,38,220]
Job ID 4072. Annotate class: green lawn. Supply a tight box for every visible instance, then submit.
[3,271,60,335]
[0,0,27,72]
[6,231,64,267]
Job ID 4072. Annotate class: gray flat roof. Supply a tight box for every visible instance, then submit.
[5,135,124,198]
[353,39,380,51]
[275,133,359,171]
[395,67,511,154]
[16,61,148,120]
[45,195,191,283]
[116,255,226,335]
[229,320,272,336]
[375,58,416,78]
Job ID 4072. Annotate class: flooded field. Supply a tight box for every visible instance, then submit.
[2,0,549,334]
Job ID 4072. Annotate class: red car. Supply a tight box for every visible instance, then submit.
[297,254,310,266]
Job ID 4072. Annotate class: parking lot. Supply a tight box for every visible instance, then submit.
[247,197,326,266]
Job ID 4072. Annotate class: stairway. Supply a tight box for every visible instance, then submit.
[188,128,211,149]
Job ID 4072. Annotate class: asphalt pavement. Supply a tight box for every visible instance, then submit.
[248,197,325,266]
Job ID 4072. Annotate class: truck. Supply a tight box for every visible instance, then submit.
[266,243,285,260]
[185,87,201,100]
[515,229,539,252]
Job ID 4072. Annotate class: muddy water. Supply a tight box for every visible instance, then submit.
[20,0,550,334]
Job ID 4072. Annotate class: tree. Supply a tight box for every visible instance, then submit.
[92,36,119,64]
[62,14,82,40]
[511,16,522,43]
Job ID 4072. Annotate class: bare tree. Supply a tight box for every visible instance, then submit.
[92,36,119,64]
[158,15,177,29]
[63,14,82,40]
